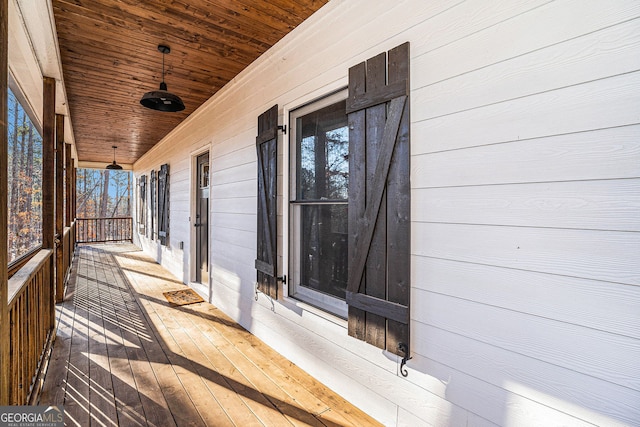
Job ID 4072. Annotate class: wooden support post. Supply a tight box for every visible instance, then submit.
[71,164,76,248]
[0,0,10,406]
[72,165,76,221]
[65,143,72,227]
[55,114,64,302]
[43,79,55,250]
[43,77,56,326]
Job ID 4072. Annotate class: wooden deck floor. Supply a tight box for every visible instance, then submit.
[39,243,381,427]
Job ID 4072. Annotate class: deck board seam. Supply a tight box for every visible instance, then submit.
[39,244,382,427]
[121,261,246,427]
[107,247,214,427]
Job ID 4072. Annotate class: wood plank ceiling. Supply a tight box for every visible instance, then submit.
[52,0,328,165]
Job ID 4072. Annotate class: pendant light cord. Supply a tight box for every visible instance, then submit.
[161,51,165,84]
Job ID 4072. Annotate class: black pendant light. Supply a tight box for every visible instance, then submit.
[140,45,185,112]
[106,145,123,170]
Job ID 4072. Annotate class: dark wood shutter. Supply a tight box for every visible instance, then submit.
[150,170,156,240]
[158,164,170,246]
[139,175,146,233]
[346,42,410,356]
[255,105,278,299]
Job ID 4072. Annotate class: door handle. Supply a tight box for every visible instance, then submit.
[194,223,201,227]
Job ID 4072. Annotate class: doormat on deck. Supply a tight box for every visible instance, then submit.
[163,288,204,306]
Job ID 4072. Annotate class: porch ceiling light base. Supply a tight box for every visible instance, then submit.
[106,145,123,170]
[140,45,185,113]
[106,162,123,170]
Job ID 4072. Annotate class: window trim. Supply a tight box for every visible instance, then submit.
[8,72,43,136]
[287,88,349,318]
[6,81,44,264]
[7,246,42,279]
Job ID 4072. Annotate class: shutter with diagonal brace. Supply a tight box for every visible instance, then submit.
[139,175,146,234]
[346,42,410,356]
[158,164,170,246]
[150,170,156,240]
[255,105,279,299]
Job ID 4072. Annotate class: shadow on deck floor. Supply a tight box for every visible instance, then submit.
[39,243,381,427]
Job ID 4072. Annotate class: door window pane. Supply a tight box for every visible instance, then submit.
[200,163,209,188]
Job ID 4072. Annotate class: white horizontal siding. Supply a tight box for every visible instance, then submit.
[211,162,255,186]
[413,223,639,284]
[213,145,255,173]
[415,17,640,120]
[413,180,640,231]
[212,227,254,252]
[132,0,640,425]
[210,196,253,214]
[211,212,255,233]
[412,125,640,187]
[413,324,640,426]
[413,0,640,88]
[414,257,640,339]
[414,72,640,154]
[404,353,591,427]
[211,180,256,200]
[414,290,640,392]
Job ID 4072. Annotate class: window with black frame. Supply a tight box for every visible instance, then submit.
[290,89,349,317]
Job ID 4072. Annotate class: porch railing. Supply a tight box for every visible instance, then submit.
[76,217,133,243]
[62,222,76,280]
[7,249,54,405]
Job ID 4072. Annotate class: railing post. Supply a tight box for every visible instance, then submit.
[55,114,64,302]
[71,166,76,223]
[1,0,10,405]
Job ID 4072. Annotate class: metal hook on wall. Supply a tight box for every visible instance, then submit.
[254,283,275,312]
[398,342,412,377]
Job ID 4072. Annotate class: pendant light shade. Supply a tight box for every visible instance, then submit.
[106,145,123,170]
[140,45,185,112]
